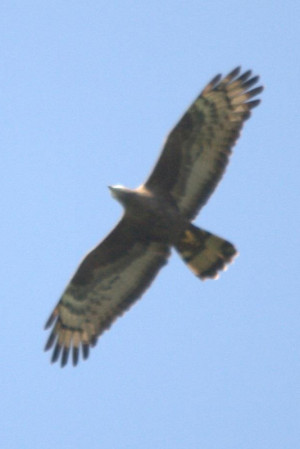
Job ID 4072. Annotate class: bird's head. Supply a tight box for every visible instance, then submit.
[108,185,134,207]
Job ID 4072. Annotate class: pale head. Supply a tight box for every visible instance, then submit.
[108,185,135,206]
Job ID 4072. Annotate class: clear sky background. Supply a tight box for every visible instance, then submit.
[1,1,300,448]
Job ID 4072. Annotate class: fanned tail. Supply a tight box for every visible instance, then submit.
[175,224,237,279]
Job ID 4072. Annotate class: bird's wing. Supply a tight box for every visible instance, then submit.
[145,67,263,219]
[45,217,170,367]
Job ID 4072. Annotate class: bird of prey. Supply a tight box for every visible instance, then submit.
[45,67,263,367]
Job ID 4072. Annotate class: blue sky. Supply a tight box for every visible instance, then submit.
[1,1,300,448]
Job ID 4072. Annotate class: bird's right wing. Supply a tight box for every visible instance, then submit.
[45,217,170,367]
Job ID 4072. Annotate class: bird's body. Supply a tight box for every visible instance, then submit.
[45,67,263,366]
[110,185,187,243]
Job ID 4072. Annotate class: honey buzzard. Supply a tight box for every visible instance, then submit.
[45,67,263,366]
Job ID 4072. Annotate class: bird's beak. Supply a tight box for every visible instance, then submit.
[108,185,126,202]
[108,185,119,199]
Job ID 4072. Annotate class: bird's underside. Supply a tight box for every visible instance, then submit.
[45,67,263,366]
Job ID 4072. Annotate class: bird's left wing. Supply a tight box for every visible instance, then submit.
[45,217,170,367]
[145,67,263,219]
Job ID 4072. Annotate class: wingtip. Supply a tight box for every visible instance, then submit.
[246,99,261,109]
[61,346,70,367]
[44,311,56,330]
[72,347,79,366]
[44,328,56,351]
[203,66,263,97]
[228,66,241,79]
[44,322,96,366]
[202,73,222,94]
[51,342,62,364]
[82,343,90,360]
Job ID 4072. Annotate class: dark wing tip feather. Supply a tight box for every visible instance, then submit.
[202,73,222,93]
[246,85,264,98]
[237,69,252,83]
[51,342,62,364]
[210,73,222,85]
[82,343,90,360]
[44,310,57,329]
[61,346,70,367]
[72,347,79,366]
[242,75,259,90]
[246,99,261,109]
[90,335,98,347]
[44,328,57,351]
[226,66,241,80]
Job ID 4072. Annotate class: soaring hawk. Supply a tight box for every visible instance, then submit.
[45,67,263,366]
